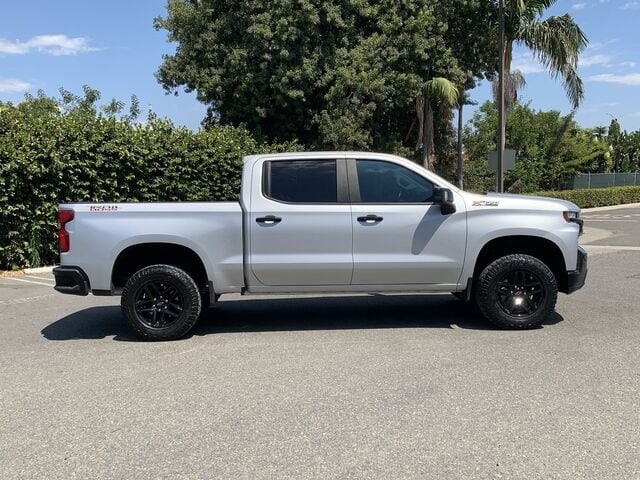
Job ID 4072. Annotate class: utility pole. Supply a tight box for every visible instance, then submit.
[496,0,506,192]
[457,102,464,189]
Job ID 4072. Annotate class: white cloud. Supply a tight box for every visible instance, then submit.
[572,2,588,9]
[622,1,640,9]
[581,101,620,113]
[512,51,613,74]
[587,39,618,52]
[511,53,546,74]
[588,73,640,85]
[0,78,31,93]
[0,34,98,56]
[619,61,638,68]
[580,54,613,67]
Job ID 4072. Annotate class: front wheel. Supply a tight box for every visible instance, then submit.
[475,254,558,329]
[121,264,202,340]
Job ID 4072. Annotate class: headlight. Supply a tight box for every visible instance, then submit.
[563,211,580,222]
[563,211,583,235]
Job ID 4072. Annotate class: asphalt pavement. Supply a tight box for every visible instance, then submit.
[1,206,639,479]
[581,205,640,247]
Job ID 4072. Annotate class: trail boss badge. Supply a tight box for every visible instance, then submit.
[89,205,119,212]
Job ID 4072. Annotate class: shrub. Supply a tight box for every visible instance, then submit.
[0,96,297,270]
[533,186,640,208]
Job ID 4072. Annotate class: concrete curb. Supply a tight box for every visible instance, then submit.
[1,266,54,277]
[23,266,54,274]
[582,202,640,213]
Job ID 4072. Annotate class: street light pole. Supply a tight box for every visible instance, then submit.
[496,0,506,193]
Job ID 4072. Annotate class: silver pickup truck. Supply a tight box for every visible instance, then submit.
[54,152,587,340]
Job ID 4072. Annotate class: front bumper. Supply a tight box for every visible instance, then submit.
[566,247,588,294]
[53,266,90,296]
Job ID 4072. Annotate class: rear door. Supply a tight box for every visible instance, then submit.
[349,158,466,285]
[248,156,353,286]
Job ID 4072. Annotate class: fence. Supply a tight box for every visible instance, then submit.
[562,172,640,190]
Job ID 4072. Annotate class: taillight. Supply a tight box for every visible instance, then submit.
[58,209,74,253]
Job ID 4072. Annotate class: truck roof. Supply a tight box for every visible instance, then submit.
[243,151,410,162]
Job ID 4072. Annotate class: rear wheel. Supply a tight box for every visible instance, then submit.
[121,264,202,340]
[475,254,557,329]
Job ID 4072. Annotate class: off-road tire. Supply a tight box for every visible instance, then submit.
[121,264,202,341]
[475,254,557,329]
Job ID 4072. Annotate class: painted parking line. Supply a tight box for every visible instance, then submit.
[24,275,55,282]
[584,245,640,253]
[0,293,57,306]
[1,277,55,287]
[583,214,640,219]
[583,219,636,222]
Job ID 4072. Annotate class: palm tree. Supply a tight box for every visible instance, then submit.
[492,70,526,110]
[456,91,477,189]
[416,78,459,170]
[493,0,588,109]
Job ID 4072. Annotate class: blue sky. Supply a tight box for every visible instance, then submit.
[470,0,640,130]
[1,1,639,132]
[0,1,206,127]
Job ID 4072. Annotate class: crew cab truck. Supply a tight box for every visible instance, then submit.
[53,152,587,340]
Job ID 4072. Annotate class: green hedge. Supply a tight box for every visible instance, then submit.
[0,100,296,270]
[533,186,640,208]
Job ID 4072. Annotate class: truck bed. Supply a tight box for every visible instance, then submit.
[59,202,245,294]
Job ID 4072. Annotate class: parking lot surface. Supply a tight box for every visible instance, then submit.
[1,207,639,479]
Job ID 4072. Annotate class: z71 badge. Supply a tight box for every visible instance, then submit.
[89,205,119,212]
[472,200,500,207]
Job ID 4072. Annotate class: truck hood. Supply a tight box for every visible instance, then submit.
[466,192,580,212]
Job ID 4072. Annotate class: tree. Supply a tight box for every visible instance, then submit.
[463,101,611,192]
[607,118,624,172]
[416,78,458,169]
[0,87,296,269]
[606,120,640,173]
[630,132,640,172]
[155,0,498,153]
[455,90,477,188]
[492,69,525,110]
[492,0,588,109]
[621,131,640,172]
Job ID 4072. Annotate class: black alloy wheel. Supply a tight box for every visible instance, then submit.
[495,269,545,318]
[121,264,202,340]
[134,279,184,329]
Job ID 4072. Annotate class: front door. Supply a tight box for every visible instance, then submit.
[349,159,466,285]
[249,157,353,286]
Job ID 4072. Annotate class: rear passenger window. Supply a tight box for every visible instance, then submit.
[264,160,337,203]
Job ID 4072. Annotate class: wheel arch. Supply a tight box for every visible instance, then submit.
[472,235,568,293]
[111,242,209,293]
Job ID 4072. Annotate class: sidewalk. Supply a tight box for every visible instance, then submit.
[581,202,640,212]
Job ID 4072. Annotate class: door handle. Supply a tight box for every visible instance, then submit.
[256,215,282,224]
[357,214,383,224]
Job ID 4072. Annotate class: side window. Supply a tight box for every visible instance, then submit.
[264,160,337,203]
[355,160,434,203]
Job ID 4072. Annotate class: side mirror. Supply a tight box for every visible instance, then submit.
[433,187,456,215]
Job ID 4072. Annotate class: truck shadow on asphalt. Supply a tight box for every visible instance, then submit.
[41,294,564,341]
